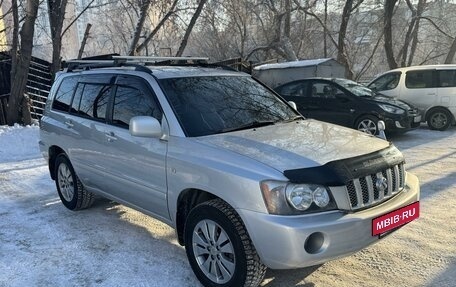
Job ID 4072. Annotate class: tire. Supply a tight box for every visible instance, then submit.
[427,108,452,131]
[55,154,94,210]
[355,115,379,135]
[184,199,266,287]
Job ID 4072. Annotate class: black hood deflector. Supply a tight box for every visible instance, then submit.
[283,144,404,186]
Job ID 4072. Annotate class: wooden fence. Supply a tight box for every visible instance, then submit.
[0,52,52,125]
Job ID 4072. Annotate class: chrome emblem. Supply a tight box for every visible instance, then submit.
[376,175,388,192]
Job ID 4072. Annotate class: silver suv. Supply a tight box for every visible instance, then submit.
[39,56,420,287]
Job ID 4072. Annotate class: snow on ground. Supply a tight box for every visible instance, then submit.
[0,124,455,287]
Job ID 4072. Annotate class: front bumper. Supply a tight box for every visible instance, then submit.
[382,113,421,132]
[237,173,420,269]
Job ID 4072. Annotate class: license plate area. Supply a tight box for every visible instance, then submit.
[372,202,420,236]
[414,115,422,123]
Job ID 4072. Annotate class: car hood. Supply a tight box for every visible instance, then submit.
[372,94,412,110]
[195,119,390,172]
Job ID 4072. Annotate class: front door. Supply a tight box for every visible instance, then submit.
[307,80,354,127]
[102,75,169,220]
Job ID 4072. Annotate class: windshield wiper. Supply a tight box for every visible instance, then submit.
[281,115,304,123]
[220,120,276,133]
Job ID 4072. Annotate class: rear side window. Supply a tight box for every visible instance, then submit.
[405,70,435,89]
[78,84,111,121]
[437,70,456,87]
[52,77,77,112]
[275,82,307,97]
[112,85,162,128]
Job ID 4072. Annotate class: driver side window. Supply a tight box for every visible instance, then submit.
[369,73,401,91]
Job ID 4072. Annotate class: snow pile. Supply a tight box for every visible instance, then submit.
[0,124,40,163]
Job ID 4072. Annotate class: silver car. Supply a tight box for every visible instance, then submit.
[39,59,420,287]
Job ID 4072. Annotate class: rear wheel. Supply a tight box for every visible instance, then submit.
[355,115,379,135]
[55,154,94,210]
[427,108,452,131]
[184,199,266,287]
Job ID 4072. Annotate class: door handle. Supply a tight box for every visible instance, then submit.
[350,109,356,113]
[64,120,74,128]
[105,132,117,142]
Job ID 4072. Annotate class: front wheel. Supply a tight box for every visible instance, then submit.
[427,108,452,131]
[355,115,379,135]
[184,199,266,287]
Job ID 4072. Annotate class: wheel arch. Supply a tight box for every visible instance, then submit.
[175,188,220,245]
[48,145,66,180]
[425,106,455,122]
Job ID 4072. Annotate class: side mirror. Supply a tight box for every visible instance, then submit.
[288,101,297,110]
[377,120,387,140]
[129,116,162,138]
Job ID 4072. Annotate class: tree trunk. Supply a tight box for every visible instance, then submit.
[323,0,328,58]
[128,0,152,56]
[384,0,399,69]
[78,23,92,59]
[175,0,208,57]
[336,0,356,79]
[135,0,178,55]
[7,0,39,126]
[48,0,69,77]
[444,37,456,64]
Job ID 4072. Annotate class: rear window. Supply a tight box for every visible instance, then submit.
[405,70,435,89]
[52,76,78,112]
[437,70,456,87]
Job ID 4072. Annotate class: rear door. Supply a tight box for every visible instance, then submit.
[436,69,456,110]
[102,75,169,219]
[65,74,115,191]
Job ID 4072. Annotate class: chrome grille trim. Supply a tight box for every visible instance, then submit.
[346,163,405,210]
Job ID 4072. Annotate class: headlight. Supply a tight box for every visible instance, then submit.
[379,104,405,114]
[260,181,336,215]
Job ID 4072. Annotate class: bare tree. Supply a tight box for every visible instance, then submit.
[128,0,152,56]
[135,0,179,55]
[176,0,208,57]
[444,37,456,64]
[7,0,39,125]
[383,0,399,69]
[47,0,69,76]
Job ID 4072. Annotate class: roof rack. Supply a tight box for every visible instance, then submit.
[63,55,211,73]
[112,56,209,63]
[62,55,241,73]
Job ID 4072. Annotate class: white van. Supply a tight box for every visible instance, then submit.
[368,65,456,130]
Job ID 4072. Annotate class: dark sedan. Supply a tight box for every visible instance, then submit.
[274,78,421,135]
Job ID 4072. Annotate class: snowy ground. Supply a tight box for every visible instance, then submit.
[0,124,455,287]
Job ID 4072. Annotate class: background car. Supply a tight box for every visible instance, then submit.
[274,78,421,135]
[367,65,456,131]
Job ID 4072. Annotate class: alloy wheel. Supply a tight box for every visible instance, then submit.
[192,219,236,284]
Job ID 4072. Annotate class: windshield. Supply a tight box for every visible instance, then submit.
[334,78,375,97]
[159,76,299,137]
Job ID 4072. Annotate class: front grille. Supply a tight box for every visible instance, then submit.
[346,163,405,210]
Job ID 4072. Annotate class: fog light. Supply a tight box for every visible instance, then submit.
[304,232,326,254]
